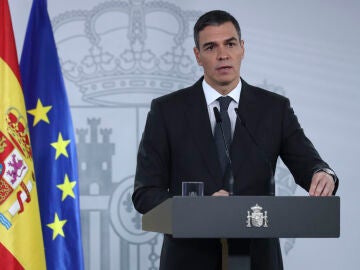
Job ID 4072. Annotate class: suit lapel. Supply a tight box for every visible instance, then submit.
[231,79,258,178]
[184,79,223,187]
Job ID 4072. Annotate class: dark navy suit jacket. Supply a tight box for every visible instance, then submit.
[132,77,338,270]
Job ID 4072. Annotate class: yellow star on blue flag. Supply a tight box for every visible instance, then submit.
[27,98,52,126]
[47,213,67,240]
[57,174,76,201]
[51,133,70,159]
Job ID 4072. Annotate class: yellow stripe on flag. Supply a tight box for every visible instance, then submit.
[0,58,46,269]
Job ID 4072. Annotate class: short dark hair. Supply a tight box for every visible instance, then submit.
[194,10,241,49]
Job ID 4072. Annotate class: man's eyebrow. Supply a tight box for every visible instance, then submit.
[201,37,238,48]
[225,37,238,43]
[202,41,215,49]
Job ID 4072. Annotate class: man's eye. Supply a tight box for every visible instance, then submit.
[205,45,214,51]
[227,42,235,47]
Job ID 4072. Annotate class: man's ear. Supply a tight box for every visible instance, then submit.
[193,47,202,66]
[240,40,245,60]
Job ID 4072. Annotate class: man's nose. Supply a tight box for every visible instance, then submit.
[217,46,229,60]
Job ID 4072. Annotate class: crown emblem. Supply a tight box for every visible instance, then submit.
[6,108,32,159]
[251,204,263,212]
[52,0,203,106]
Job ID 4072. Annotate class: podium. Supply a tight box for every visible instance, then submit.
[142,196,340,269]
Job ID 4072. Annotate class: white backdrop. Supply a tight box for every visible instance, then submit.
[10,0,360,269]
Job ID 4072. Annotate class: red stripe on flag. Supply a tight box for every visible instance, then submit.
[0,0,22,83]
[0,242,25,270]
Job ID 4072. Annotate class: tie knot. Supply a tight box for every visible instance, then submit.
[217,96,232,112]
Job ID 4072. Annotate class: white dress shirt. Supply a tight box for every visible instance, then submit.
[202,79,242,138]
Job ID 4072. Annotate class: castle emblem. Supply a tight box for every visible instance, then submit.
[246,204,268,228]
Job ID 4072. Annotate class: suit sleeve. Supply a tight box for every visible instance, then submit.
[132,99,171,214]
[279,98,339,194]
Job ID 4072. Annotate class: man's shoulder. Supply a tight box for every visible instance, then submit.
[244,80,287,102]
[153,78,202,105]
[155,86,192,103]
[247,83,279,97]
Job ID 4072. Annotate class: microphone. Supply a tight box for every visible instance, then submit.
[213,107,234,196]
[234,108,275,196]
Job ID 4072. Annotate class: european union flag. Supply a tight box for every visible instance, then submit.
[20,0,84,269]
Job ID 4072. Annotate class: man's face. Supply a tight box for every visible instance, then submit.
[194,22,244,94]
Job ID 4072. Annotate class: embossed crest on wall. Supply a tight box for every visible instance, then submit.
[52,1,297,269]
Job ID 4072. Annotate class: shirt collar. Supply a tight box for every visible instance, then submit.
[202,78,242,106]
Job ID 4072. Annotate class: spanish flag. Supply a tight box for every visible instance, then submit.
[0,0,46,269]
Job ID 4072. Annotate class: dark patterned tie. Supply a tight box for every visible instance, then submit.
[214,96,232,177]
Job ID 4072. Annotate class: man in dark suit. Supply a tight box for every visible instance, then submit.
[132,10,338,270]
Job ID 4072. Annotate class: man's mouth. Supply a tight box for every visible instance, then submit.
[216,65,232,71]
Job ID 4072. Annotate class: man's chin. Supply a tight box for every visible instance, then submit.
[204,75,240,90]
[218,80,232,86]
[216,77,239,87]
